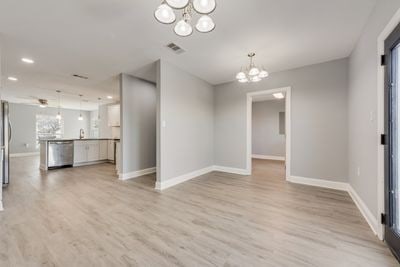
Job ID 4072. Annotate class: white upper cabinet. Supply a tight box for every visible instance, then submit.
[108,105,120,127]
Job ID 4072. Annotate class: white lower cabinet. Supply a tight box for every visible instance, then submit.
[74,141,89,164]
[107,140,115,161]
[99,140,108,160]
[73,140,109,165]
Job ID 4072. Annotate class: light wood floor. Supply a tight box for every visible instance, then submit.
[0,157,398,266]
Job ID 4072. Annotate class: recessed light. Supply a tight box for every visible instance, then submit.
[107,96,113,99]
[8,77,18,81]
[21,58,34,64]
[273,93,285,99]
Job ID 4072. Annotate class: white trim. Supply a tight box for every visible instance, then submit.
[0,201,3,211]
[155,166,214,190]
[119,167,156,181]
[288,175,348,191]
[247,87,291,180]
[348,185,378,236]
[10,152,39,158]
[213,165,251,175]
[376,7,400,241]
[288,176,378,235]
[252,154,285,161]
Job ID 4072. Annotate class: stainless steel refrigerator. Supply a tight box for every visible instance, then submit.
[1,101,10,186]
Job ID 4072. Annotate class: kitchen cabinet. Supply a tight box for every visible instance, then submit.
[87,141,100,162]
[108,140,115,161]
[74,141,88,164]
[74,140,108,164]
[99,140,108,160]
[108,105,120,127]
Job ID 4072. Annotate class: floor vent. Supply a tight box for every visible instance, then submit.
[166,43,185,54]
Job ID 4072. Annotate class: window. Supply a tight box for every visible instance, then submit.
[36,114,64,140]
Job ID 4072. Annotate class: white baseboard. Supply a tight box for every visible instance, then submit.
[156,166,214,191]
[119,167,156,181]
[213,165,251,175]
[10,152,39,158]
[252,154,285,161]
[288,175,348,191]
[347,185,378,235]
[288,175,378,236]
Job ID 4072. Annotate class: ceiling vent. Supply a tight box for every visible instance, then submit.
[72,74,89,80]
[166,43,185,54]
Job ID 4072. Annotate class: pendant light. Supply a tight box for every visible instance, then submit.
[174,9,193,37]
[196,15,215,33]
[97,98,101,121]
[78,94,83,121]
[166,0,189,9]
[155,0,216,37]
[154,1,176,24]
[236,53,269,83]
[192,0,216,14]
[56,90,62,120]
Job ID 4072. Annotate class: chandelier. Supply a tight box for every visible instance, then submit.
[236,53,269,83]
[154,0,216,37]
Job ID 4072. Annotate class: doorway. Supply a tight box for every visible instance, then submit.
[246,87,291,178]
[384,22,400,260]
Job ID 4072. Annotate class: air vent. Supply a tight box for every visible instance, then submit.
[166,43,185,54]
[72,74,89,80]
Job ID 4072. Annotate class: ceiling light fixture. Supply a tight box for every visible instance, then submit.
[236,53,268,83]
[38,99,48,108]
[155,0,216,37]
[56,90,62,120]
[107,95,113,99]
[21,58,34,64]
[273,93,285,99]
[8,77,18,81]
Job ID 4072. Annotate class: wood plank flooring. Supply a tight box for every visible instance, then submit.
[0,157,398,266]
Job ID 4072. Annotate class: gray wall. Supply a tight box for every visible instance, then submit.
[214,58,348,182]
[120,74,157,174]
[252,100,285,157]
[157,60,214,182]
[9,103,90,154]
[348,1,400,218]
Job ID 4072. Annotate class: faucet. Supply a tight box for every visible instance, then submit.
[79,129,85,139]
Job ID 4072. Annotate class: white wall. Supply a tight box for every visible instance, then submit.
[157,60,214,183]
[9,103,90,154]
[120,74,157,175]
[348,1,400,218]
[214,58,348,182]
[252,100,285,157]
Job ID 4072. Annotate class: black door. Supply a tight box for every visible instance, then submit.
[384,22,400,261]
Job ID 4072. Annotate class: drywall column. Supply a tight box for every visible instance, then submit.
[119,74,157,178]
[156,60,214,189]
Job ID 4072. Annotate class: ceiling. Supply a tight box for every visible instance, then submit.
[0,0,376,109]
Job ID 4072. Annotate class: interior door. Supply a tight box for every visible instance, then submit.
[384,22,400,261]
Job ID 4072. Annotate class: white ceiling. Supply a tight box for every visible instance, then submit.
[0,0,376,109]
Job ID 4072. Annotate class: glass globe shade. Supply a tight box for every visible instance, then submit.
[78,115,83,121]
[192,0,216,14]
[236,71,246,80]
[196,15,215,33]
[259,70,269,78]
[154,3,176,24]
[174,19,193,37]
[56,113,62,120]
[166,0,189,9]
[249,67,260,76]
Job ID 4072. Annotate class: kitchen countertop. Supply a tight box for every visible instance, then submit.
[39,138,120,142]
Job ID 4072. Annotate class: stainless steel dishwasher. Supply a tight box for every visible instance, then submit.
[48,140,74,169]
